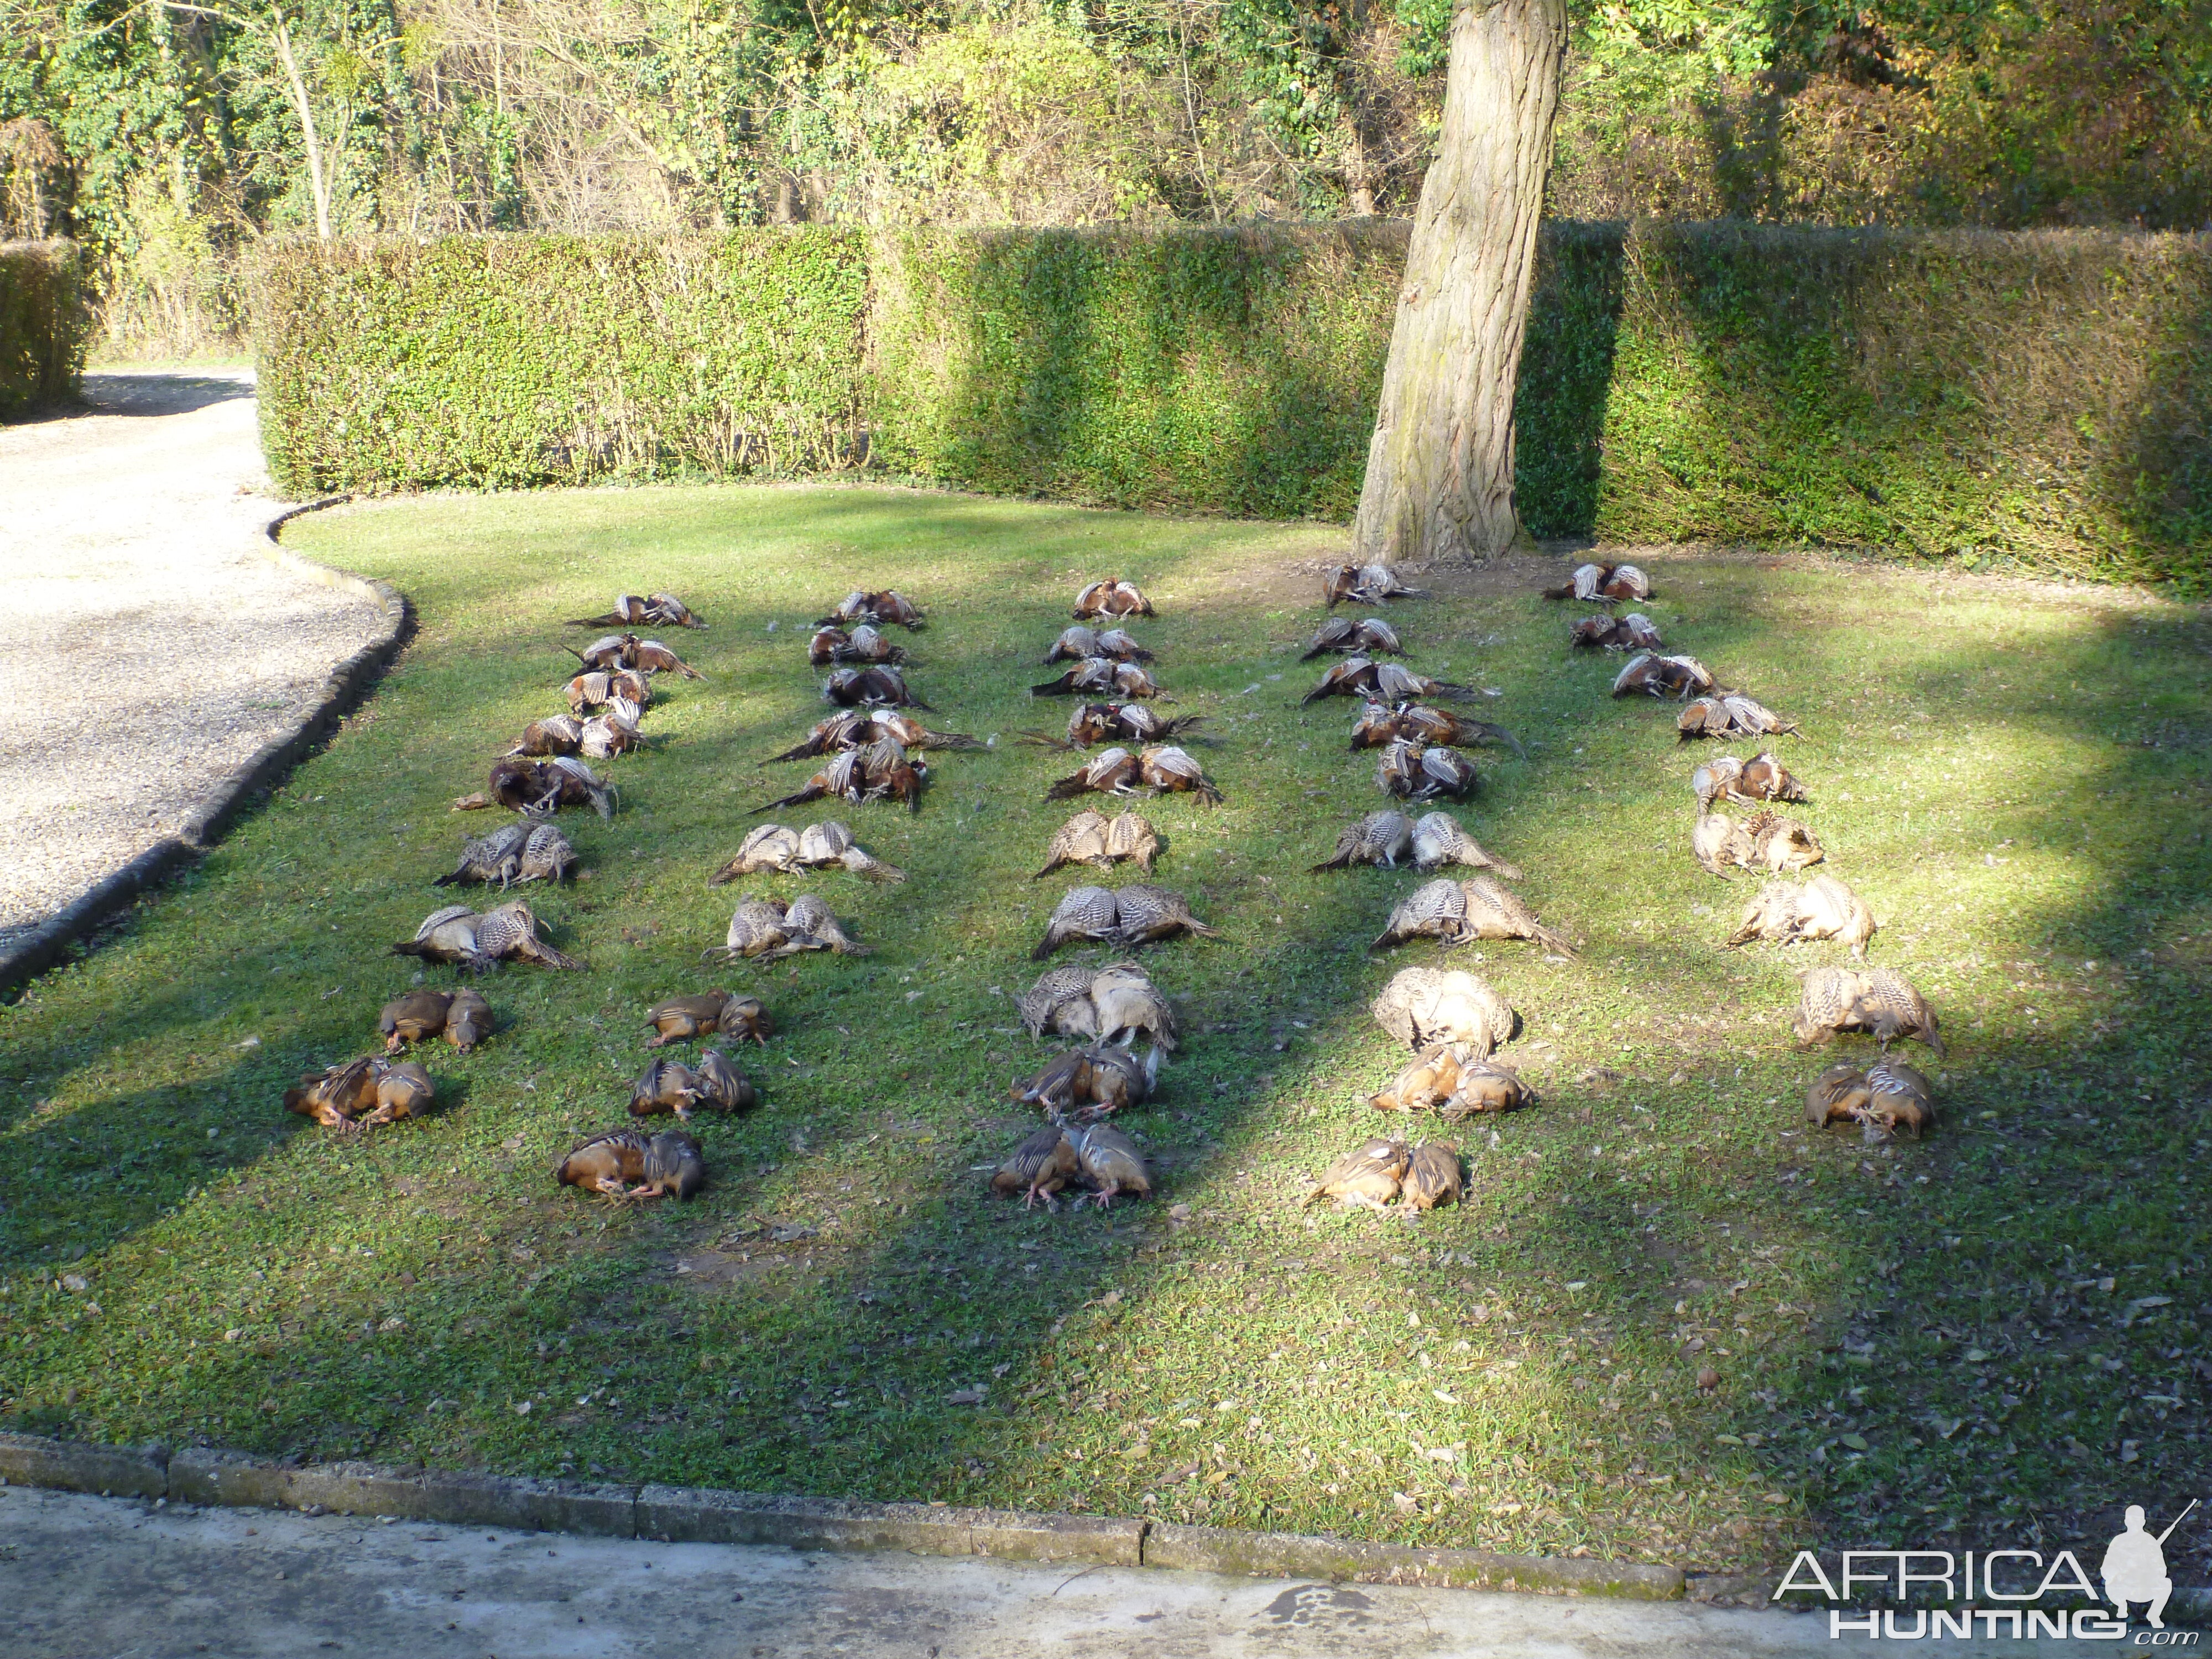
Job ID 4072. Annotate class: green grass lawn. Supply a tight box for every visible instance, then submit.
[4,482,2208,1583]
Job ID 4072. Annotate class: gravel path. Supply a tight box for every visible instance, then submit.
[0,1485,1864,1659]
[0,369,388,947]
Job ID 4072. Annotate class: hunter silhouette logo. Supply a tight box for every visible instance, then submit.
[2104,1500,2197,1630]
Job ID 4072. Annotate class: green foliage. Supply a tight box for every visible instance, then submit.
[0,236,86,416]
[255,221,2212,591]
[251,230,870,494]
[865,223,1405,520]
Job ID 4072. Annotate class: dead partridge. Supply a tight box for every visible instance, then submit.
[363,1061,434,1128]
[1401,1141,1463,1211]
[1410,812,1522,878]
[1302,1136,1410,1209]
[645,990,770,1048]
[283,1056,382,1133]
[1302,617,1405,659]
[1793,967,1944,1056]
[556,1128,651,1197]
[1013,1045,1161,1118]
[692,1049,758,1113]
[638,1130,707,1199]
[1804,1062,1874,1131]
[780,893,869,956]
[1072,578,1155,619]
[993,1124,1079,1208]
[1312,810,1415,872]
[629,1057,704,1120]
[1371,967,1515,1053]
[379,989,456,1052]
[1369,1043,1480,1113]
[1033,886,1120,959]
[1323,563,1428,608]
[1088,960,1179,1050]
[1069,1121,1152,1207]
[1864,1057,1934,1141]
[446,987,493,1052]
[1542,562,1650,602]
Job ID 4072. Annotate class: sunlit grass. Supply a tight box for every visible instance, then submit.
[3,483,2206,1578]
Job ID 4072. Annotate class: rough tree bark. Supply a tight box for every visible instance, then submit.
[1349,0,1568,564]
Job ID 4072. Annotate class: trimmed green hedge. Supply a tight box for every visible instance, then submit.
[0,239,87,420]
[252,233,870,493]
[252,222,2212,588]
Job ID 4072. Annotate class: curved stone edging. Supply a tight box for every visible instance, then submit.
[0,494,408,995]
[0,1430,1685,1599]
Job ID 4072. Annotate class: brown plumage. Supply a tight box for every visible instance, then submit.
[1611,651,1715,700]
[393,902,584,972]
[644,989,771,1048]
[1745,810,1824,873]
[517,825,577,885]
[505,713,585,758]
[1410,812,1521,878]
[379,989,456,1052]
[712,821,904,883]
[1541,562,1650,602]
[1349,702,1522,757]
[992,1124,1079,1208]
[364,1061,434,1128]
[1044,625,1154,665]
[763,710,978,763]
[780,892,870,956]
[1302,617,1405,659]
[570,632,640,672]
[809,623,911,666]
[1137,745,1220,803]
[453,757,613,819]
[564,669,651,716]
[1569,612,1663,651]
[709,898,794,961]
[1726,874,1876,957]
[1030,882,1217,959]
[1016,963,1103,1041]
[1045,747,1140,803]
[629,639,703,679]
[568,593,704,629]
[753,739,926,814]
[1031,885,1120,959]
[1072,578,1155,619]
[1378,740,1478,801]
[1301,1136,1410,1208]
[1678,691,1798,739]
[1020,700,1203,752]
[629,1057,703,1120]
[1371,967,1515,1053]
[435,824,531,888]
[555,1128,651,1197]
[1793,967,1943,1056]
[1303,658,1475,706]
[1030,659,1166,701]
[1401,1141,1462,1211]
[580,701,644,759]
[818,589,927,630]
[1068,1121,1152,1207]
[1013,1043,1161,1119]
[638,1129,707,1199]
[445,987,492,1051]
[1033,809,1111,877]
[283,1056,382,1133]
[1103,810,1161,873]
[1693,811,1755,877]
[1323,564,1428,608]
[1804,1062,1874,1131]
[1806,1059,1932,1143]
[692,1050,757,1113]
[1312,810,1415,872]
[822,665,931,709]
[1370,1046,1534,1118]
[1369,877,1573,955]
[1086,960,1180,1050]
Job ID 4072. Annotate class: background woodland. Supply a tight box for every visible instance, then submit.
[6,0,2211,357]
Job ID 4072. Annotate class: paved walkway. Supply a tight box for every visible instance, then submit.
[2,1484,2117,1658]
[0,369,387,945]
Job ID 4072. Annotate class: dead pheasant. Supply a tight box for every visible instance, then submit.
[435,824,531,889]
[1371,966,1515,1053]
[1303,657,1474,706]
[1044,747,1139,802]
[1727,874,1876,957]
[580,702,643,760]
[1020,700,1203,751]
[708,898,796,961]
[763,710,979,762]
[823,665,931,709]
[992,1124,1079,1208]
[1693,811,1755,877]
[1542,562,1651,602]
[1019,959,1178,1050]
[1678,690,1798,739]
[1302,617,1405,659]
[517,824,577,884]
[1323,564,1427,608]
[1611,651,1716,699]
[818,589,926,630]
[1410,812,1521,877]
[505,713,585,758]
[809,624,910,666]
[393,902,583,972]
[1745,809,1824,872]
[753,739,926,813]
[564,669,651,715]
[1378,740,1477,801]
[1301,1136,1410,1209]
[1401,1141,1463,1211]
[1018,963,1102,1041]
[568,634,702,679]
[1030,659,1166,701]
[1031,883,1218,959]
[1793,967,1943,1056]
[1693,753,1809,808]
[1348,702,1522,755]
[1072,578,1155,619]
[1044,625,1154,665]
[780,893,869,956]
[1807,1058,1933,1142]
[452,757,613,820]
[568,593,704,629]
[1135,745,1219,802]
[1370,878,1573,954]
[644,990,770,1048]
[1569,612,1663,650]
[1032,807,1160,876]
[712,821,904,883]
[1312,810,1414,872]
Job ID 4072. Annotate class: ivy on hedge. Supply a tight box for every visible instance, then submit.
[0,240,88,420]
[252,222,2212,589]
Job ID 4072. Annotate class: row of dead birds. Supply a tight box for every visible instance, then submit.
[1559,563,1942,1140]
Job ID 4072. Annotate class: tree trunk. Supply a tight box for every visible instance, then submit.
[1349,0,1568,565]
[269,13,333,241]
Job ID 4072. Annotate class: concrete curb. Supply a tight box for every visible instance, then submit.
[0,494,408,996]
[0,1432,1683,1599]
